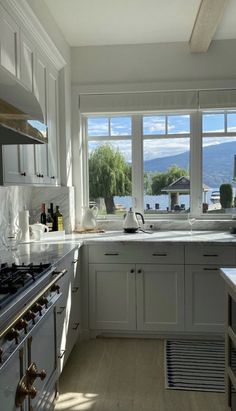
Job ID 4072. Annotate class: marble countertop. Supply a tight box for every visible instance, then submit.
[62,230,236,245]
[0,241,81,265]
[220,267,236,292]
[2,230,236,264]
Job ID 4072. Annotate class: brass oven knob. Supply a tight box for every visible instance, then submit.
[6,328,20,344]
[27,362,47,385]
[39,296,49,308]
[15,319,28,334]
[50,284,60,294]
[32,303,43,316]
[24,310,36,324]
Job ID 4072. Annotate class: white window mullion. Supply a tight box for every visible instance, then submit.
[132,115,143,212]
[190,111,202,217]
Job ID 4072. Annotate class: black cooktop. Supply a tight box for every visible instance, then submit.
[0,263,51,309]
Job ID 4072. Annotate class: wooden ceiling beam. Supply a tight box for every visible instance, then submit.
[189,0,229,53]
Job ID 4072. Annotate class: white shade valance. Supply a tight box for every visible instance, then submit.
[79,89,236,114]
[79,91,198,114]
[199,90,236,109]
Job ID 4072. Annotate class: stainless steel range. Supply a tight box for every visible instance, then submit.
[0,261,67,411]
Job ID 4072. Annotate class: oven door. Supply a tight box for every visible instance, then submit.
[0,345,27,411]
[27,306,57,410]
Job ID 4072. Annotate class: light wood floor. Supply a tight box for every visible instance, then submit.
[55,338,226,411]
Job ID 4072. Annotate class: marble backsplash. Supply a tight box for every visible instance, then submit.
[0,186,75,236]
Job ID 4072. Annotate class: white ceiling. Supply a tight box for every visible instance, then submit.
[43,0,236,47]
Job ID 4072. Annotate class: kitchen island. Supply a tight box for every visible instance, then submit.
[220,267,236,411]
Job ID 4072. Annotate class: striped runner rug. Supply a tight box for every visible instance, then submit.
[165,339,225,392]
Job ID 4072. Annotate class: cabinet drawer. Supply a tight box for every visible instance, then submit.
[88,244,184,264]
[185,245,236,265]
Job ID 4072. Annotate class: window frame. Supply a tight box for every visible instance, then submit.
[82,109,236,221]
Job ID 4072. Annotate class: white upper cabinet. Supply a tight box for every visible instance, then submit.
[19,31,37,184]
[0,3,19,77]
[0,2,62,186]
[47,66,59,184]
[20,30,34,91]
[2,145,24,184]
[34,52,50,184]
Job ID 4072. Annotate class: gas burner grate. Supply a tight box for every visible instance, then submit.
[0,263,51,309]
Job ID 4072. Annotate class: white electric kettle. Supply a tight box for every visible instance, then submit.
[123,208,145,233]
[82,206,98,230]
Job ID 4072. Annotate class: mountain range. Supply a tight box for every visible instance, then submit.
[144,141,236,188]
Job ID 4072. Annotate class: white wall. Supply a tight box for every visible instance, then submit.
[72,39,236,92]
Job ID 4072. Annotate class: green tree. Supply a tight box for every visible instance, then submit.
[89,144,132,214]
[151,165,188,195]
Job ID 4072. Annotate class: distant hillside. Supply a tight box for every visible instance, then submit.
[144,141,236,188]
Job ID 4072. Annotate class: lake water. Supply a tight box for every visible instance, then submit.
[114,188,235,211]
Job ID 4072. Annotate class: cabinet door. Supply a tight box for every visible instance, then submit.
[47,67,59,184]
[185,265,225,333]
[89,263,136,330]
[0,3,19,77]
[2,145,25,184]
[136,264,185,332]
[29,308,57,410]
[56,248,80,373]
[64,277,80,363]
[0,347,27,411]
[34,52,49,184]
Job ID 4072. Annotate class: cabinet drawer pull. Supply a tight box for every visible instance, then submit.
[137,269,142,274]
[203,254,218,257]
[72,286,79,293]
[57,306,66,314]
[130,269,135,274]
[152,253,167,257]
[104,253,119,256]
[58,350,66,359]
[203,268,218,271]
[72,322,80,330]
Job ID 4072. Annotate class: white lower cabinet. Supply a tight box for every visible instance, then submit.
[136,264,184,332]
[89,264,136,330]
[185,265,225,333]
[56,248,80,374]
[87,243,234,336]
[89,262,184,332]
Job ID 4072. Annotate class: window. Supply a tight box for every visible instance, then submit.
[84,110,236,219]
[87,116,132,216]
[202,111,236,214]
[143,114,190,214]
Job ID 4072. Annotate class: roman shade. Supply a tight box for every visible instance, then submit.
[79,89,236,114]
[79,91,198,114]
[198,90,236,109]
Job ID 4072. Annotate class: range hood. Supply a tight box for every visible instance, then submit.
[0,66,48,144]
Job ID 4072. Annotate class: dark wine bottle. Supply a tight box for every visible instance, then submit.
[46,208,53,232]
[40,203,46,225]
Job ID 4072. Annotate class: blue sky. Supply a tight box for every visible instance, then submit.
[87,114,236,161]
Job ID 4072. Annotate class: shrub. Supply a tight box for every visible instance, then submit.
[220,184,233,209]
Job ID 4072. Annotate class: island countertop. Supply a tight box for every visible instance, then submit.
[220,267,236,292]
